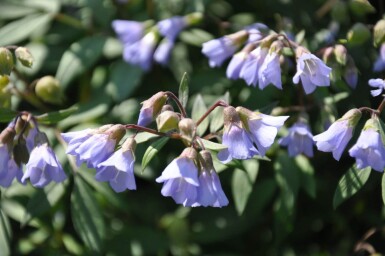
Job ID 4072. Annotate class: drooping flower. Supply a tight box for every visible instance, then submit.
[25,126,38,152]
[137,91,167,126]
[123,30,158,71]
[368,78,385,97]
[343,65,358,89]
[156,147,199,206]
[217,106,259,163]
[61,128,94,155]
[245,23,269,43]
[112,20,144,45]
[236,107,289,156]
[22,132,66,187]
[192,150,228,207]
[279,121,314,157]
[258,50,282,90]
[64,125,125,168]
[226,52,248,80]
[157,16,186,41]
[292,47,332,94]
[202,30,248,68]
[0,126,15,170]
[313,109,361,160]
[96,138,136,192]
[349,118,385,172]
[373,43,385,72]
[239,46,268,87]
[0,158,24,188]
[153,39,174,66]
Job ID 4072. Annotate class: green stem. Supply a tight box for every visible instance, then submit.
[54,13,85,30]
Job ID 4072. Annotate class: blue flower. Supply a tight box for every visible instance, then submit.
[226,52,247,80]
[202,37,237,68]
[292,49,332,94]
[137,92,167,127]
[156,148,199,206]
[279,122,314,157]
[0,143,10,171]
[112,20,144,45]
[239,46,268,87]
[236,107,289,156]
[153,39,174,66]
[0,158,24,188]
[22,132,66,187]
[217,106,259,163]
[157,16,186,41]
[258,51,282,90]
[123,31,158,71]
[245,23,269,43]
[343,65,358,89]
[368,78,385,97]
[61,128,94,155]
[373,44,385,72]
[313,109,361,160]
[25,126,38,152]
[192,151,228,207]
[95,138,136,192]
[349,119,385,172]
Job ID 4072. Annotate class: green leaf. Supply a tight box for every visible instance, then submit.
[382,173,385,206]
[210,92,229,133]
[35,106,78,125]
[232,161,259,215]
[333,166,371,209]
[0,108,17,122]
[0,13,53,46]
[178,72,189,109]
[135,132,159,144]
[179,29,214,47]
[0,210,11,256]
[22,182,66,227]
[0,3,37,20]
[200,139,227,151]
[192,94,209,136]
[374,19,385,47]
[295,155,316,198]
[85,0,114,27]
[56,35,107,90]
[71,176,105,253]
[142,137,169,172]
[106,61,143,102]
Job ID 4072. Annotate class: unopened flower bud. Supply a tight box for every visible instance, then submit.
[180,147,198,160]
[34,131,50,146]
[178,118,196,139]
[121,137,136,152]
[15,47,33,68]
[0,75,9,89]
[322,46,334,64]
[106,124,126,142]
[340,108,362,127]
[185,12,203,26]
[334,44,347,65]
[0,126,16,145]
[156,110,180,132]
[138,92,168,126]
[35,76,63,105]
[0,48,14,75]
[161,104,174,112]
[349,0,375,16]
[374,19,385,47]
[363,118,379,131]
[347,23,370,45]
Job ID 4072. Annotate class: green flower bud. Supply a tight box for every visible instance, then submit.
[347,23,371,45]
[0,75,11,108]
[0,75,9,89]
[185,12,203,26]
[363,118,380,131]
[373,19,385,47]
[15,47,33,68]
[156,110,180,132]
[334,44,347,65]
[0,47,14,75]
[349,0,375,16]
[35,76,64,105]
[178,118,196,139]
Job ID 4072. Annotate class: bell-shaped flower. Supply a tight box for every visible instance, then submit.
[0,158,24,188]
[368,78,385,97]
[314,109,361,160]
[156,147,199,206]
[157,16,186,41]
[217,106,259,163]
[292,47,332,94]
[61,128,94,155]
[373,43,385,72]
[258,50,282,90]
[239,46,268,87]
[0,126,15,171]
[154,39,174,66]
[192,151,228,207]
[226,52,248,80]
[138,91,168,126]
[245,23,269,43]
[202,30,248,68]
[96,138,136,192]
[66,125,125,168]
[236,107,289,156]
[279,121,314,157]
[123,30,158,71]
[349,118,385,172]
[343,65,358,89]
[25,126,38,152]
[112,20,144,45]
[22,132,66,187]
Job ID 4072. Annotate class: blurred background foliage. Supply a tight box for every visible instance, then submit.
[1,0,385,255]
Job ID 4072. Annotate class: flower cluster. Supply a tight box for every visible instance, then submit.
[202,24,332,94]
[112,13,203,70]
[0,117,66,188]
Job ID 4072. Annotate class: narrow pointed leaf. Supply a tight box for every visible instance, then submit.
[0,210,11,256]
[200,139,227,151]
[35,106,78,125]
[333,166,371,209]
[210,92,229,133]
[142,137,169,172]
[192,94,209,136]
[178,72,189,109]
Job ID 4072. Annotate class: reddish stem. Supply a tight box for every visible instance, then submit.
[124,124,181,139]
[196,100,229,127]
[165,91,187,118]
